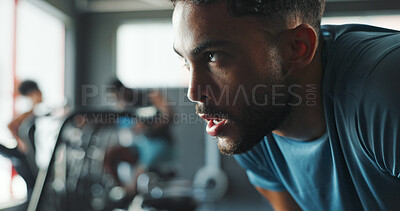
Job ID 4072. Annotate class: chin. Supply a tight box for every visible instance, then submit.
[215,125,244,155]
[216,134,261,155]
[217,137,238,155]
[216,123,272,155]
[216,136,233,149]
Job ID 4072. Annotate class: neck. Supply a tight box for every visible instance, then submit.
[273,44,326,141]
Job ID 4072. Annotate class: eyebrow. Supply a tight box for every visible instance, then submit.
[173,40,232,58]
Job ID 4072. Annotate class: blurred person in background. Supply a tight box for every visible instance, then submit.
[0,80,42,197]
[103,79,175,197]
[8,80,42,153]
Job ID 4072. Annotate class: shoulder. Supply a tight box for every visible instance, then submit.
[356,46,400,132]
[321,25,400,176]
[323,25,400,131]
[322,24,400,96]
[351,44,400,177]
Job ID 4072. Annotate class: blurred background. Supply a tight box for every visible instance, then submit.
[0,0,400,210]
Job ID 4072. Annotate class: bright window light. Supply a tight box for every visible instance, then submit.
[322,14,400,31]
[0,0,14,143]
[117,21,189,88]
[0,0,65,205]
[0,0,14,205]
[16,0,65,111]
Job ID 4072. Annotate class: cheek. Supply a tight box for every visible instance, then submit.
[235,57,267,84]
[212,71,258,108]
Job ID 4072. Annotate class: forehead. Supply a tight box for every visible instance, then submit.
[172,2,265,53]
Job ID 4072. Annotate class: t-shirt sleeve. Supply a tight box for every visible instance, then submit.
[357,45,400,178]
[234,147,285,191]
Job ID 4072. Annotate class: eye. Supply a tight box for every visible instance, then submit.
[207,52,218,62]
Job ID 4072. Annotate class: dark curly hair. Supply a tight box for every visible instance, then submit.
[18,80,40,96]
[171,0,326,34]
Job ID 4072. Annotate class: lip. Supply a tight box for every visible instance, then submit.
[199,114,227,136]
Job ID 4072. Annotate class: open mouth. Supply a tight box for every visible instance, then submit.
[199,114,227,137]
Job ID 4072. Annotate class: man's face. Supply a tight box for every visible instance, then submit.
[173,2,292,155]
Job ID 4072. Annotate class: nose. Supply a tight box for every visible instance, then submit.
[187,66,211,103]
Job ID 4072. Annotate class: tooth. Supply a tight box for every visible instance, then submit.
[213,119,222,124]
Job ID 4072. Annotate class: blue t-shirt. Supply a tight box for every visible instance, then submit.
[234,24,400,210]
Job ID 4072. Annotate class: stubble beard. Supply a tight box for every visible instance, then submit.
[216,86,292,155]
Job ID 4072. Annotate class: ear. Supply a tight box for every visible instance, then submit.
[287,24,318,70]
